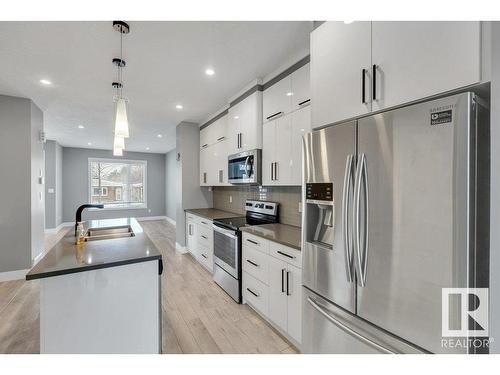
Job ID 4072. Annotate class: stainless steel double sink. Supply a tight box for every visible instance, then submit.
[84,225,135,241]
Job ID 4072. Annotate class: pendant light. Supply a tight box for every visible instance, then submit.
[112,21,130,155]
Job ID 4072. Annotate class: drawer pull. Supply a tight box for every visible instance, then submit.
[202,254,207,259]
[246,239,259,245]
[277,250,295,259]
[201,221,208,225]
[246,288,259,297]
[217,136,225,141]
[246,259,259,267]
[202,143,209,148]
[201,235,208,239]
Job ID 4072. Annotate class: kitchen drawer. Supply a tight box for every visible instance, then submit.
[197,226,213,248]
[197,244,213,272]
[243,245,270,285]
[196,217,212,229]
[186,213,196,221]
[269,241,302,269]
[243,272,269,316]
[242,233,269,254]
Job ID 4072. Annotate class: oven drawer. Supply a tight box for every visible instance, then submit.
[243,245,269,285]
[242,233,269,254]
[198,226,213,248]
[243,272,269,316]
[269,241,302,269]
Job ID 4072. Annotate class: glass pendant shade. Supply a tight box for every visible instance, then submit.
[114,135,125,149]
[114,98,129,138]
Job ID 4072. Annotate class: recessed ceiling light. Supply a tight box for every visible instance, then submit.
[78,125,85,129]
[40,79,52,85]
[175,104,183,110]
[286,92,294,96]
[87,142,92,146]
[157,134,163,138]
[146,147,150,151]
[205,68,215,76]
[233,116,239,120]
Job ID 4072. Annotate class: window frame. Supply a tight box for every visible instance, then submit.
[88,157,148,210]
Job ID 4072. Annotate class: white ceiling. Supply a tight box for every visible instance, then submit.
[0,21,312,153]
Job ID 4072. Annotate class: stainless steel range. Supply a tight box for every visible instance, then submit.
[212,200,279,303]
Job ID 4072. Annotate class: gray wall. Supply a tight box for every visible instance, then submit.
[62,147,166,222]
[0,95,44,273]
[44,140,64,229]
[165,149,177,221]
[175,122,212,247]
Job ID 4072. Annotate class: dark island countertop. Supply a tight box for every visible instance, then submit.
[26,218,162,281]
[185,208,242,221]
[241,223,302,251]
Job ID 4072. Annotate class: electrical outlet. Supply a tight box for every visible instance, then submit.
[229,195,233,203]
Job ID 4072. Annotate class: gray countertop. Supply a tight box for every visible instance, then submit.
[185,208,242,221]
[241,223,302,251]
[26,218,162,281]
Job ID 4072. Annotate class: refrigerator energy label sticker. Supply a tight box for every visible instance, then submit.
[430,110,452,125]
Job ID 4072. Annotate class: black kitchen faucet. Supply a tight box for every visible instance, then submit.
[75,204,104,236]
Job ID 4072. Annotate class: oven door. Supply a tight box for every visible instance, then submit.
[213,225,240,279]
[228,150,261,184]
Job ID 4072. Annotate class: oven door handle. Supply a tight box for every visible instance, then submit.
[212,225,238,239]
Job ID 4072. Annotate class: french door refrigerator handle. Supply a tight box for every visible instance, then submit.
[342,154,354,282]
[353,153,366,287]
[307,297,395,354]
[361,154,369,285]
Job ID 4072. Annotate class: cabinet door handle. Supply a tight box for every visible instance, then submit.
[239,133,242,148]
[286,271,291,296]
[246,239,259,245]
[203,172,207,184]
[277,250,295,259]
[270,162,274,181]
[246,288,259,297]
[246,259,259,267]
[298,99,311,106]
[217,136,225,141]
[202,253,207,259]
[266,111,283,120]
[201,235,208,239]
[361,68,366,104]
[372,64,377,101]
[202,143,208,148]
[219,170,223,183]
[275,162,278,180]
[201,221,208,225]
[281,268,285,293]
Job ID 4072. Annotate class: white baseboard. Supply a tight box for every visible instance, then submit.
[165,216,176,226]
[175,242,187,254]
[0,269,29,282]
[45,222,73,234]
[136,216,167,222]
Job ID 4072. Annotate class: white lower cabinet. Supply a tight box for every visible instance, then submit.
[242,232,302,346]
[185,213,214,273]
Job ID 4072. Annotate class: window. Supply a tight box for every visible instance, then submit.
[89,158,147,209]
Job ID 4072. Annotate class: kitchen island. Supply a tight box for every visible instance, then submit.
[26,218,163,354]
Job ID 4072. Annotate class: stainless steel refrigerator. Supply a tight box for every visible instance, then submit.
[301,92,489,354]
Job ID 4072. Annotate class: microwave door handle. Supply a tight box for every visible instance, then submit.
[244,156,249,177]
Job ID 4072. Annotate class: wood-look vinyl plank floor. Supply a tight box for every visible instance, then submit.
[0,220,298,354]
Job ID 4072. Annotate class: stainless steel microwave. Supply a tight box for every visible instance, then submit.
[228,149,261,185]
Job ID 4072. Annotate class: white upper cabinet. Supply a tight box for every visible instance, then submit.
[200,146,209,186]
[263,77,292,123]
[228,91,263,155]
[290,63,311,111]
[371,21,481,111]
[290,105,311,185]
[200,114,228,149]
[311,21,372,129]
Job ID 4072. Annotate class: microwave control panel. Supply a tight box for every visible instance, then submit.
[306,183,333,202]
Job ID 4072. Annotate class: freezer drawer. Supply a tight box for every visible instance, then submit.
[302,287,423,354]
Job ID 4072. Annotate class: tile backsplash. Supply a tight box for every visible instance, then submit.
[213,185,302,227]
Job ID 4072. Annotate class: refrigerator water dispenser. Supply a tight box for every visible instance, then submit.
[305,183,334,249]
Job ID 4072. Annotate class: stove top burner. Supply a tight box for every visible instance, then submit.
[213,200,279,231]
